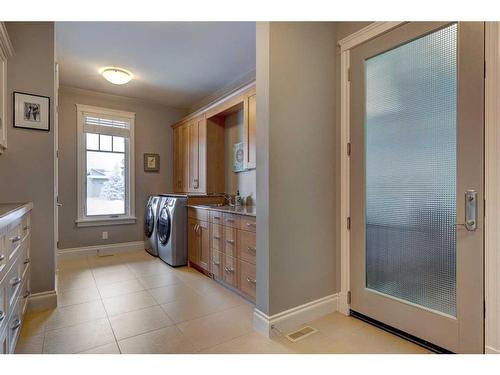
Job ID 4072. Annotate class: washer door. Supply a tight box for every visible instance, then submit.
[144,204,155,238]
[157,205,172,246]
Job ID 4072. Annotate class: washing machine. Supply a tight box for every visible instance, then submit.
[156,195,188,266]
[144,195,161,256]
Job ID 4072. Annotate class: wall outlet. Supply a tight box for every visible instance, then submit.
[102,231,108,240]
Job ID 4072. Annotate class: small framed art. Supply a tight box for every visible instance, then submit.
[144,153,160,172]
[13,91,50,131]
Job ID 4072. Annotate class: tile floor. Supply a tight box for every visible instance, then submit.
[15,250,429,354]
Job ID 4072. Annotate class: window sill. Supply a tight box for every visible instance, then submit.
[75,216,136,228]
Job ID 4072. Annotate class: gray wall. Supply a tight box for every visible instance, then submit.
[256,22,337,315]
[58,86,186,249]
[0,22,56,294]
[224,109,257,204]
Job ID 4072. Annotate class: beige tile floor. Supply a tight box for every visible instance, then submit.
[15,250,429,354]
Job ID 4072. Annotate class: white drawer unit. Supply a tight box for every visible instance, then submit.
[0,203,32,354]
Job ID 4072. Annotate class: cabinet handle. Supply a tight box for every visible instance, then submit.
[0,311,5,322]
[23,225,30,231]
[213,235,220,240]
[0,254,5,261]
[10,235,21,243]
[246,277,257,285]
[247,246,256,253]
[224,267,234,273]
[24,258,30,265]
[212,260,220,266]
[225,218,234,223]
[213,216,221,220]
[10,318,21,331]
[246,222,256,228]
[226,239,234,244]
[193,179,199,188]
[9,277,22,286]
[23,290,30,299]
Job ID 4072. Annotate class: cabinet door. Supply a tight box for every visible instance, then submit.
[187,120,199,193]
[173,126,181,192]
[198,220,210,271]
[246,94,256,169]
[188,218,199,264]
[181,124,189,192]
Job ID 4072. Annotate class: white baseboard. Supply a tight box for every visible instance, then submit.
[253,293,339,337]
[486,345,500,354]
[28,290,57,312]
[57,241,146,260]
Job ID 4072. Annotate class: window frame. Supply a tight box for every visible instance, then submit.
[76,104,136,227]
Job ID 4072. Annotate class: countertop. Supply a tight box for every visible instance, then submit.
[187,204,256,217]
[0,202,33,227]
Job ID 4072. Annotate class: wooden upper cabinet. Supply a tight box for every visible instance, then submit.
[188,115,207,193]
[246,94,256,169]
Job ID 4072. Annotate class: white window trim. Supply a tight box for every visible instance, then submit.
[76,104,136,227]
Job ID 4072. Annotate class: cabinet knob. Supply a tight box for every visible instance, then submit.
[0,254,5,262]
[213,235,221,240]
[24,258,31,265]
[247,246,256,253]
[10,235,21,243]
[224,267,234,273]
[226,239,234,244]
[10,276,22,286]
[23,225,30,231]
[212,260,220,266]
[10,318,21,331]
[0,311,5,322]
[246,222,256,228]
[246,277,256,285]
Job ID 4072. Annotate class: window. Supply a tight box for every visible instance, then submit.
[76,104,135,227]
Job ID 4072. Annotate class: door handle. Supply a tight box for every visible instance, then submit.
[455,190,478,231]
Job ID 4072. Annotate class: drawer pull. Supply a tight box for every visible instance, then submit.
[23,225,30,231]
[226,239,235,244]
[224,266,234,273]
[246,222,256,228]
[225,218,235,223]
[10,318,21,331]
[24,258,31,265]
[0,254,5,261]
[0,311,5,322]
[213,235,221,240]
[247,246,256,253]
[213,216,221,220]
[212,260,220,266]
[10,235,21,243]
[10,277,22,286]
[246,277,257,285]
[23,290,31,299]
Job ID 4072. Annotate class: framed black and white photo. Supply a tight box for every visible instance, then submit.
[144,153,160,172]
[13,91,50,131]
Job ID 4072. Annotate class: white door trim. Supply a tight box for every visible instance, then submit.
[485,22,500,355]
[337,22,404,315]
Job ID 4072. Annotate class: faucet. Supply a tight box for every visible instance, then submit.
[223,193,234,207]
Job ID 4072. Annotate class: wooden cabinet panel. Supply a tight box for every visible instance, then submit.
[211,223,223,251]
[173,126,181,192]
[187,120,199,193]
[223,254,238,287]
[239,260,256,301]
[188,218,199,264]
[247,94,256,169]
[198,220,210,271]
[188,207,209,222]
[224,226,237,257]
[210,209,223,224]
[238,230,256,265]
[223,213,240,228]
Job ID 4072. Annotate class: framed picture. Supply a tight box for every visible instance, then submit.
[233,142,246,172]
[144,153,160,172]
[13,91,50,131]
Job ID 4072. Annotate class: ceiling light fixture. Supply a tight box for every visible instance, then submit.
[101,67,133,85]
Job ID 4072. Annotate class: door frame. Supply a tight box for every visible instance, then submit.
[338,21,494,353]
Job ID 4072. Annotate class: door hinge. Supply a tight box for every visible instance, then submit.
[347,142,351,156]
[347,217,351,230]
[347,291,352,305]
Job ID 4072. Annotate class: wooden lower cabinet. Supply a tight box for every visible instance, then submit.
[210,249,222,279]
[239,259,256,300]
[188,217,210,272]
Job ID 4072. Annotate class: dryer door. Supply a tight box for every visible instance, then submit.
[157,204,172,246]
[144,203,155,238]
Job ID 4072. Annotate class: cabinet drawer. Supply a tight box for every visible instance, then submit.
[0,325,7,354]
[223,213,240,228]
[7,300,21,354]
[188,207,209,222]
[210,249,222,279]
[240,216,256,232]
[239,260,256,301]
[19,275,30,316]
[0,281,6,335]
[210,210,224,224]
[224,226,237,257]
[6,219,22,262]
[0,231,7,281]
[222,254,238,288]
[238,230,256,265]
[6,255,23,312]
[210,223,223,251]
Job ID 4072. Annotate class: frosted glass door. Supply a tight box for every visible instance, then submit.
[365,24,457,316]
[349,22,484,353]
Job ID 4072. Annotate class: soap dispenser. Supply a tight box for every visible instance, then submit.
[235,190,242,207]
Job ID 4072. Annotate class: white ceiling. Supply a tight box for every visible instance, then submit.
[55,22,256,109]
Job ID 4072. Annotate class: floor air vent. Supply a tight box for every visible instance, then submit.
[286,326,318,342]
